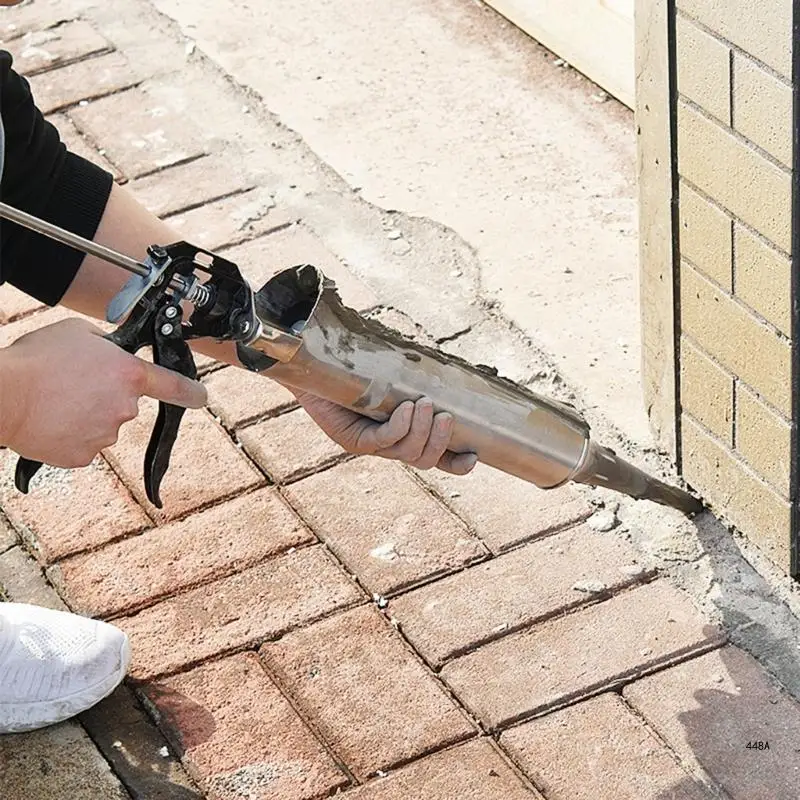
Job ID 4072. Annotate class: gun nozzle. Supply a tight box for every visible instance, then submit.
[575,441,703,516]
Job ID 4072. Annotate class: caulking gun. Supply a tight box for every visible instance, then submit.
[0,201,702,515]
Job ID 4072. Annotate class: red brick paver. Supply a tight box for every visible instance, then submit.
[28,50,140,113]
[418,462,592,552]
[284,458,486,595]
[143,652,347,799]
[50,487,312,617]
[6,19,110,76]
[0,2,74,41]
[204,367,297,429]
[0,451,149,562]
[346,738,542,799]
[500,693,712,800]
[0,306,94,348]
[0,283,44,324]
[70,86,208,178]
[441,580,725,729]
[238,409,347,483]
[49,112,124,180]
[167,189,297,251]
[260,605,476,779]
[105,400,264,522]
[389,523,649,666]
[623,645,800,799]
[119,546,361,680]
[130,155,256,218]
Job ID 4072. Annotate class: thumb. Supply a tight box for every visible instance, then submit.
[139,361,207,409]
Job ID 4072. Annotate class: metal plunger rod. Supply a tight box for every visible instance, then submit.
[0,201,190,295]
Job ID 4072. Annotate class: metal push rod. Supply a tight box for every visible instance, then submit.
[0,200,191,296]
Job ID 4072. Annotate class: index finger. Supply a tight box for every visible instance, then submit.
[140,361,207,409]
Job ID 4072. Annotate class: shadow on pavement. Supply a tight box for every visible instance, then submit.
[80,682,211,799]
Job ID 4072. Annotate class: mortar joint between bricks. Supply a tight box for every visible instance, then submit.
[40,514,153,565]
[488,736,552,799]
[402,465,493,552]
[673,9,793,89]
[252,651,361,787]
[679,95,793,176]
[101,450,270,526]
[22,46,116,79]
[491,637,729,736]
[431,573,661,670]
[368,607,487,736]
[485,513,595,557]
[125,593,367,685]
[615,689,731,797]
[62,112,128,179]
[41,78,146,117]
[428,570,662,672]
[155,184,257,221]
[680,258,792,346]
[97,537,322,623]
[728,48,735,129]
[679,176,791,259]
[480,736,547,797]
[268,498,373,603]
[679,334,788,422]
[376,552,492,601]
[125,152,208,182]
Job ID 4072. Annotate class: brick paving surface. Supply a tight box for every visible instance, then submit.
[500,693,713,800]
[623,645,800,799]
[1,3,798,799]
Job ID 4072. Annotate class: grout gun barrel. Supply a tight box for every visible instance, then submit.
[0,201,702,515]
[241,265,703,516]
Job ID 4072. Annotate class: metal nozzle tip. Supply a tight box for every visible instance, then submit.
[637,478,704,516]
[575,442,703,516]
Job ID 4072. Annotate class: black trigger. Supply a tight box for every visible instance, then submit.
[144,402,187,508]
[142,304,197,508]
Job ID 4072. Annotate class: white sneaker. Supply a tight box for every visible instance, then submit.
[0,602,130,733]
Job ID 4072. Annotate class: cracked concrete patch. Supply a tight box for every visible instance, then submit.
[615,496,800,700]
[145,0,645,442]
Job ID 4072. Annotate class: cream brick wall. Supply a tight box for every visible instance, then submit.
[680,262,791,416]
[677,101,791,252]
[678,182,732,289]
[682,417,791,570]
[733,224,791,337]
[676,0,792,77]
[668,7,794,573]
[735,384,792,494]
[675,15,730,123]
[679,337,733,444]
[732,54,792,168]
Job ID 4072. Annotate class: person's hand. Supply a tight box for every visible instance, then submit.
[0,318,207,468]
[295,391,478,475]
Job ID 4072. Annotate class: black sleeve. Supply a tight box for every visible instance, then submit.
[0,49,114,305]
